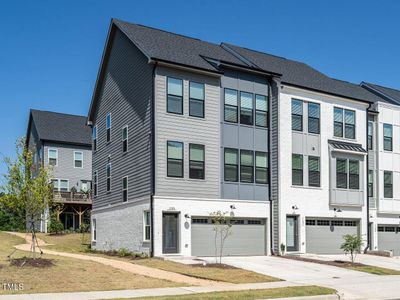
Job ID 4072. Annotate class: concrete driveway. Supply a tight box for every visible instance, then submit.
[202,256,400,300]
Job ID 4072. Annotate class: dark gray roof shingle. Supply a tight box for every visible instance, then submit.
[30,109,91,146]
[328,139,367,153]
[361,82,400,105]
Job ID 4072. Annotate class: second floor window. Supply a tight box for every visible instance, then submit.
[368,170,373,197]
[336,158,359,190]
[122,176,128,202]
[240,150,254,182]
[334,108,355,139]
[106,163,111,192]
[308,156,320,187]
[292,154,303,186]
[349,160,360,190]
[255,151,268,184]
[224,89,238,123]
[336,158,348,189]
[189,82,204,118]
[167,141,183,178]
[368,122,373,150]
[292,99,303,131]
[52,179,69,192]
[106,113,111,143]
[74,151,83,168]
[189,144,205,179]
[384,171,393,198]
[48,149,58,166]
[224,148,238,182]
[240,92,253,125]
[167,77,183,114]
[255,95,268,127]
[308,103,320,134]
[122,126,128,153]
[93,171,98,196]
[383,124,393,151]
[92,126,97,151]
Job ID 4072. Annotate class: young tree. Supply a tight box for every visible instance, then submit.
[1,138,53,258]
[341,234,363,263]
[210,211,232,264]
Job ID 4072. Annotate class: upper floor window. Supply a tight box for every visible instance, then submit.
[52,179,69,192]
[48,149,58,166]
[74,151,83,168]
[336,158,359,190]
[349,160,360,190]
[384,171,393,198]
[292,99,303,131]
[255,95,268,127]
[308,103,320,134]
[93,171,98,197]
[189,82,204,118]
[368,122,373,150]
[167,77,183,114]
[106,113,111,143]
[336,158,348,189]
[106,163,111,192]
[292,154,303,185]
[383,124,393,151]
[167,141,183,178]
[92,126,97,151]
[255,151,268,184]
[224,148,238,182]
[240,150,254,182]
[189,144,205,179]
[308,156,320,187]
[122,126,128,153]
[240,92,253,125]
[334,108,355,139]
[224,89,238,123]
[368,170,373,197]
[122,176,128,202]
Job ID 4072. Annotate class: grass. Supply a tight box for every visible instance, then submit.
[0,232,183,294]
[132,259,280,284]
[108,286,336,300]
[349,265,400,275]
[37,232,90,253]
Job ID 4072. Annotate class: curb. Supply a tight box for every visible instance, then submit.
[263,294,340,300]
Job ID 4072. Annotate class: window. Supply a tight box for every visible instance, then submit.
[308,103,320,134]
[92,219,96,241]
[368,122,373,150]
[167,141,183,178]
[317,220,330,226]
[48,149,58,166]
[336,158,348,189]
[74,151,83,168]
[143,211,151,241]
[349,160,359,190]
[292,99,303,131]
[106,113,111,143]
[122,176,128,202]
[292,154,303,186]
[106,163,111,192]
[368,170,373,197]
[240,92,253,125]
[51,179,59,191]
[334,108,356,139]
[383,124,393,151]
[308,156,320,187]
[331,220,343,226]
[248,220,262,225]
[344,221,357,227]
[93,171,98,197]
[92,126,97,151]
[224,89,238,123]
[60,179,69,192]
[384,171,393,198]
[189,144,205,179]
[167,77,183,114]
[306,220,316,226]
[240,150,254,183]
[224,148,238,182]
[189,82,204,118]
[255,152,268,184]
[192,218,208,224]
[122,126,128,153]
[255,94,268,127]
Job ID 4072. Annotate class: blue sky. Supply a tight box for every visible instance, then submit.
[0,0,399,175]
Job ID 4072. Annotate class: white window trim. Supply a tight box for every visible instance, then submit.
[106,163,112,192]
[122,125,129,153]
[52,178,69,192]
[143,211,151,242]
[122,176,128,202]
[92,219,96,242]
[73,151,84,169]
[48,148,58,166]
[93,170,98,197]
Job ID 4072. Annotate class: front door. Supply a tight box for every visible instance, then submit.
[64,212,75,230]
[163,213,179,254]
[286,216,299,252]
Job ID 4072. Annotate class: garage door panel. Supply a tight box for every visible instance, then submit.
[378,227,400,256]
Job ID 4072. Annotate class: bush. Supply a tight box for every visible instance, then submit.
[341,234,363,263]
[47,217,64,234]
[0,205,25,231]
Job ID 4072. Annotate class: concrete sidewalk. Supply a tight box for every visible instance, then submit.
[0,281,308,300]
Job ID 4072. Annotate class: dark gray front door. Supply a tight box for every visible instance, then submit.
[286,216,299,252]
[163,213,179,254]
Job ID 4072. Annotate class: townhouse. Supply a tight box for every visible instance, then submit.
[26,109,92,232]
[87,18,391,257]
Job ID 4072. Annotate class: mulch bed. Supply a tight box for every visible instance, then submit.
[9,257,55,268]
[190,263,237,269]
[90,250,147,260]
[281,255,366,267]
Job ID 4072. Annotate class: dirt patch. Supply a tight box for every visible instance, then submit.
[281,255,366,268]
[191,263,237,269]
[10,257,55,268]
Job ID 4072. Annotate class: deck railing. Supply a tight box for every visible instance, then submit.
[53,191,92,204]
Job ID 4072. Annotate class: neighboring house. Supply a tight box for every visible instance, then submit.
[361,82,400,256]
[26,109,92,232]
[87,18,383,257]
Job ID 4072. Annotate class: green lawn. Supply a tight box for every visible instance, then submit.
[109,286,337,300]
[37,232,90,253]
[349,265,400,275]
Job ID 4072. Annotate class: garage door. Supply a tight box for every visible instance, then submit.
[378,226,400,256]
[306,219,359,254]
[191,217,266,256]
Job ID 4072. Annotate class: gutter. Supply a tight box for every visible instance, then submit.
[364,103,371,253]
[268,79,274,255]
[150,62,157,258]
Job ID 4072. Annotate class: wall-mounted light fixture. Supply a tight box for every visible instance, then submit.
[230,204,236,210]
[184,214,190,219]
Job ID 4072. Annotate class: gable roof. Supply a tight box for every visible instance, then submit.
[361,82,400,106]
[27,109,91,147]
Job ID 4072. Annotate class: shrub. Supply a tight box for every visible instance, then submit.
[47,217,64,234]
[341,234,363,263]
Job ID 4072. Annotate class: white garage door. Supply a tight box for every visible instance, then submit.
[306,219,359,254]
[191,217,267,256]
[378,226,400,256]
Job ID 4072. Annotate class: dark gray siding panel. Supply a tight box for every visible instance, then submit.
[92,28,153,209]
